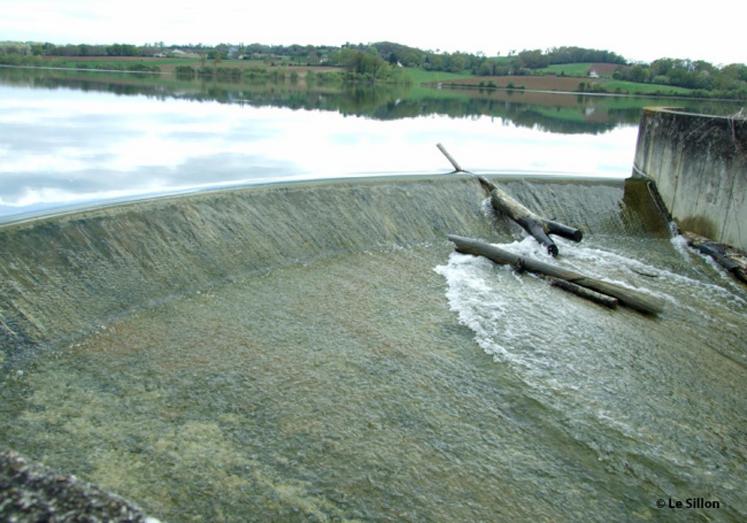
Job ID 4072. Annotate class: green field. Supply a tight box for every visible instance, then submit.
[598,79,694,95]
[0,56,708,99]
[402,67,474,84]
[405,61,701,98]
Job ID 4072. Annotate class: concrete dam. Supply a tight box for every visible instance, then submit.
[1,175,745,521]
[634,107,747,251]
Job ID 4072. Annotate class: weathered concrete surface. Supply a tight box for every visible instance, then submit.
[634,107,747,250]
[0,176,743,522]
[0,450,158,522]
[1,175,639,362]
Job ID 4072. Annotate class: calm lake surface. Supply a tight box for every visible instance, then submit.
[0,67,742,221]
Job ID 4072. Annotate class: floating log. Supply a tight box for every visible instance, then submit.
[448,234,664,315]
[547,277,619,308]
[478,175,582,256]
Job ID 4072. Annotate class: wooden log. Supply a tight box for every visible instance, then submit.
[489,188,560,256]
[434,147,581,256]
[478,176,582,256]
[545,220,584,242]
[448,234,664,315]
[547,277,619,308]
[477,175,497,192]
[436,143,467,173]
[683,231,747,284]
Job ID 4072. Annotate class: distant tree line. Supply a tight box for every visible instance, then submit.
[613,59,747,96]
[512,47,626,68]
[0,41,624,72]
[333,47,407,83]
[0,42,140,56]
[361,43,625,74]
[0,41,159,57]
[347,44,747,97]
[2,40,746,97]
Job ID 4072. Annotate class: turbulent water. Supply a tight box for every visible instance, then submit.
[1,176,745,521]
[435,235,747,510]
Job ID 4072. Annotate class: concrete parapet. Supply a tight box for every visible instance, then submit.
[634,107,747,250]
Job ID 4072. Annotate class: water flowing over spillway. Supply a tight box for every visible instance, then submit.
[1,175,745,521]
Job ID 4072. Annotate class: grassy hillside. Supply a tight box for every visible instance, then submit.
[401,68,473,84]
[0,55,714,98]
[599,79,694,95]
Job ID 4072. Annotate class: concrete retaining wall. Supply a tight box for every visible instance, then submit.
[634,107,747,250]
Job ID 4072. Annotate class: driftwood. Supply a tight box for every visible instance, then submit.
[478,175,582,256]
[436,143,467,173]
[448,234,664,315]
[434,143,582,256]
[547,278,619,308]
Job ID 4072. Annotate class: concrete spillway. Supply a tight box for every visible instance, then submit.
[0,175,649,357]
[1,175,745,522]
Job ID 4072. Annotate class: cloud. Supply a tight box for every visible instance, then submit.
[0,0,744,63]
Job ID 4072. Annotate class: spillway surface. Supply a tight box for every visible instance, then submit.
[1,176,745,522]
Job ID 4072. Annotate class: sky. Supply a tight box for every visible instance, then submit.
[0,0,745,64]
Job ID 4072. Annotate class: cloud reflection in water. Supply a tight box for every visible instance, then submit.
[0,83,639,220]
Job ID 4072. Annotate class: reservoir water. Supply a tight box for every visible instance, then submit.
[0,67,741,222]
[1,68,746,521]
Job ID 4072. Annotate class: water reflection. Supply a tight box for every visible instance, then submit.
[0,67,742,221]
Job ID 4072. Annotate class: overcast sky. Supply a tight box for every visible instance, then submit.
[1,0,744,64]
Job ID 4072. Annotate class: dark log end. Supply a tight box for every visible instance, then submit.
[545,220,584,242]
[526,221,559,256]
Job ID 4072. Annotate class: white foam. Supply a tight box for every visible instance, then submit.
[479,197,495,219]
[670,233,692,261]
[434,252,526,365]
[434,238,747,489]
[555,238,746,308]
[436,236,747,366]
